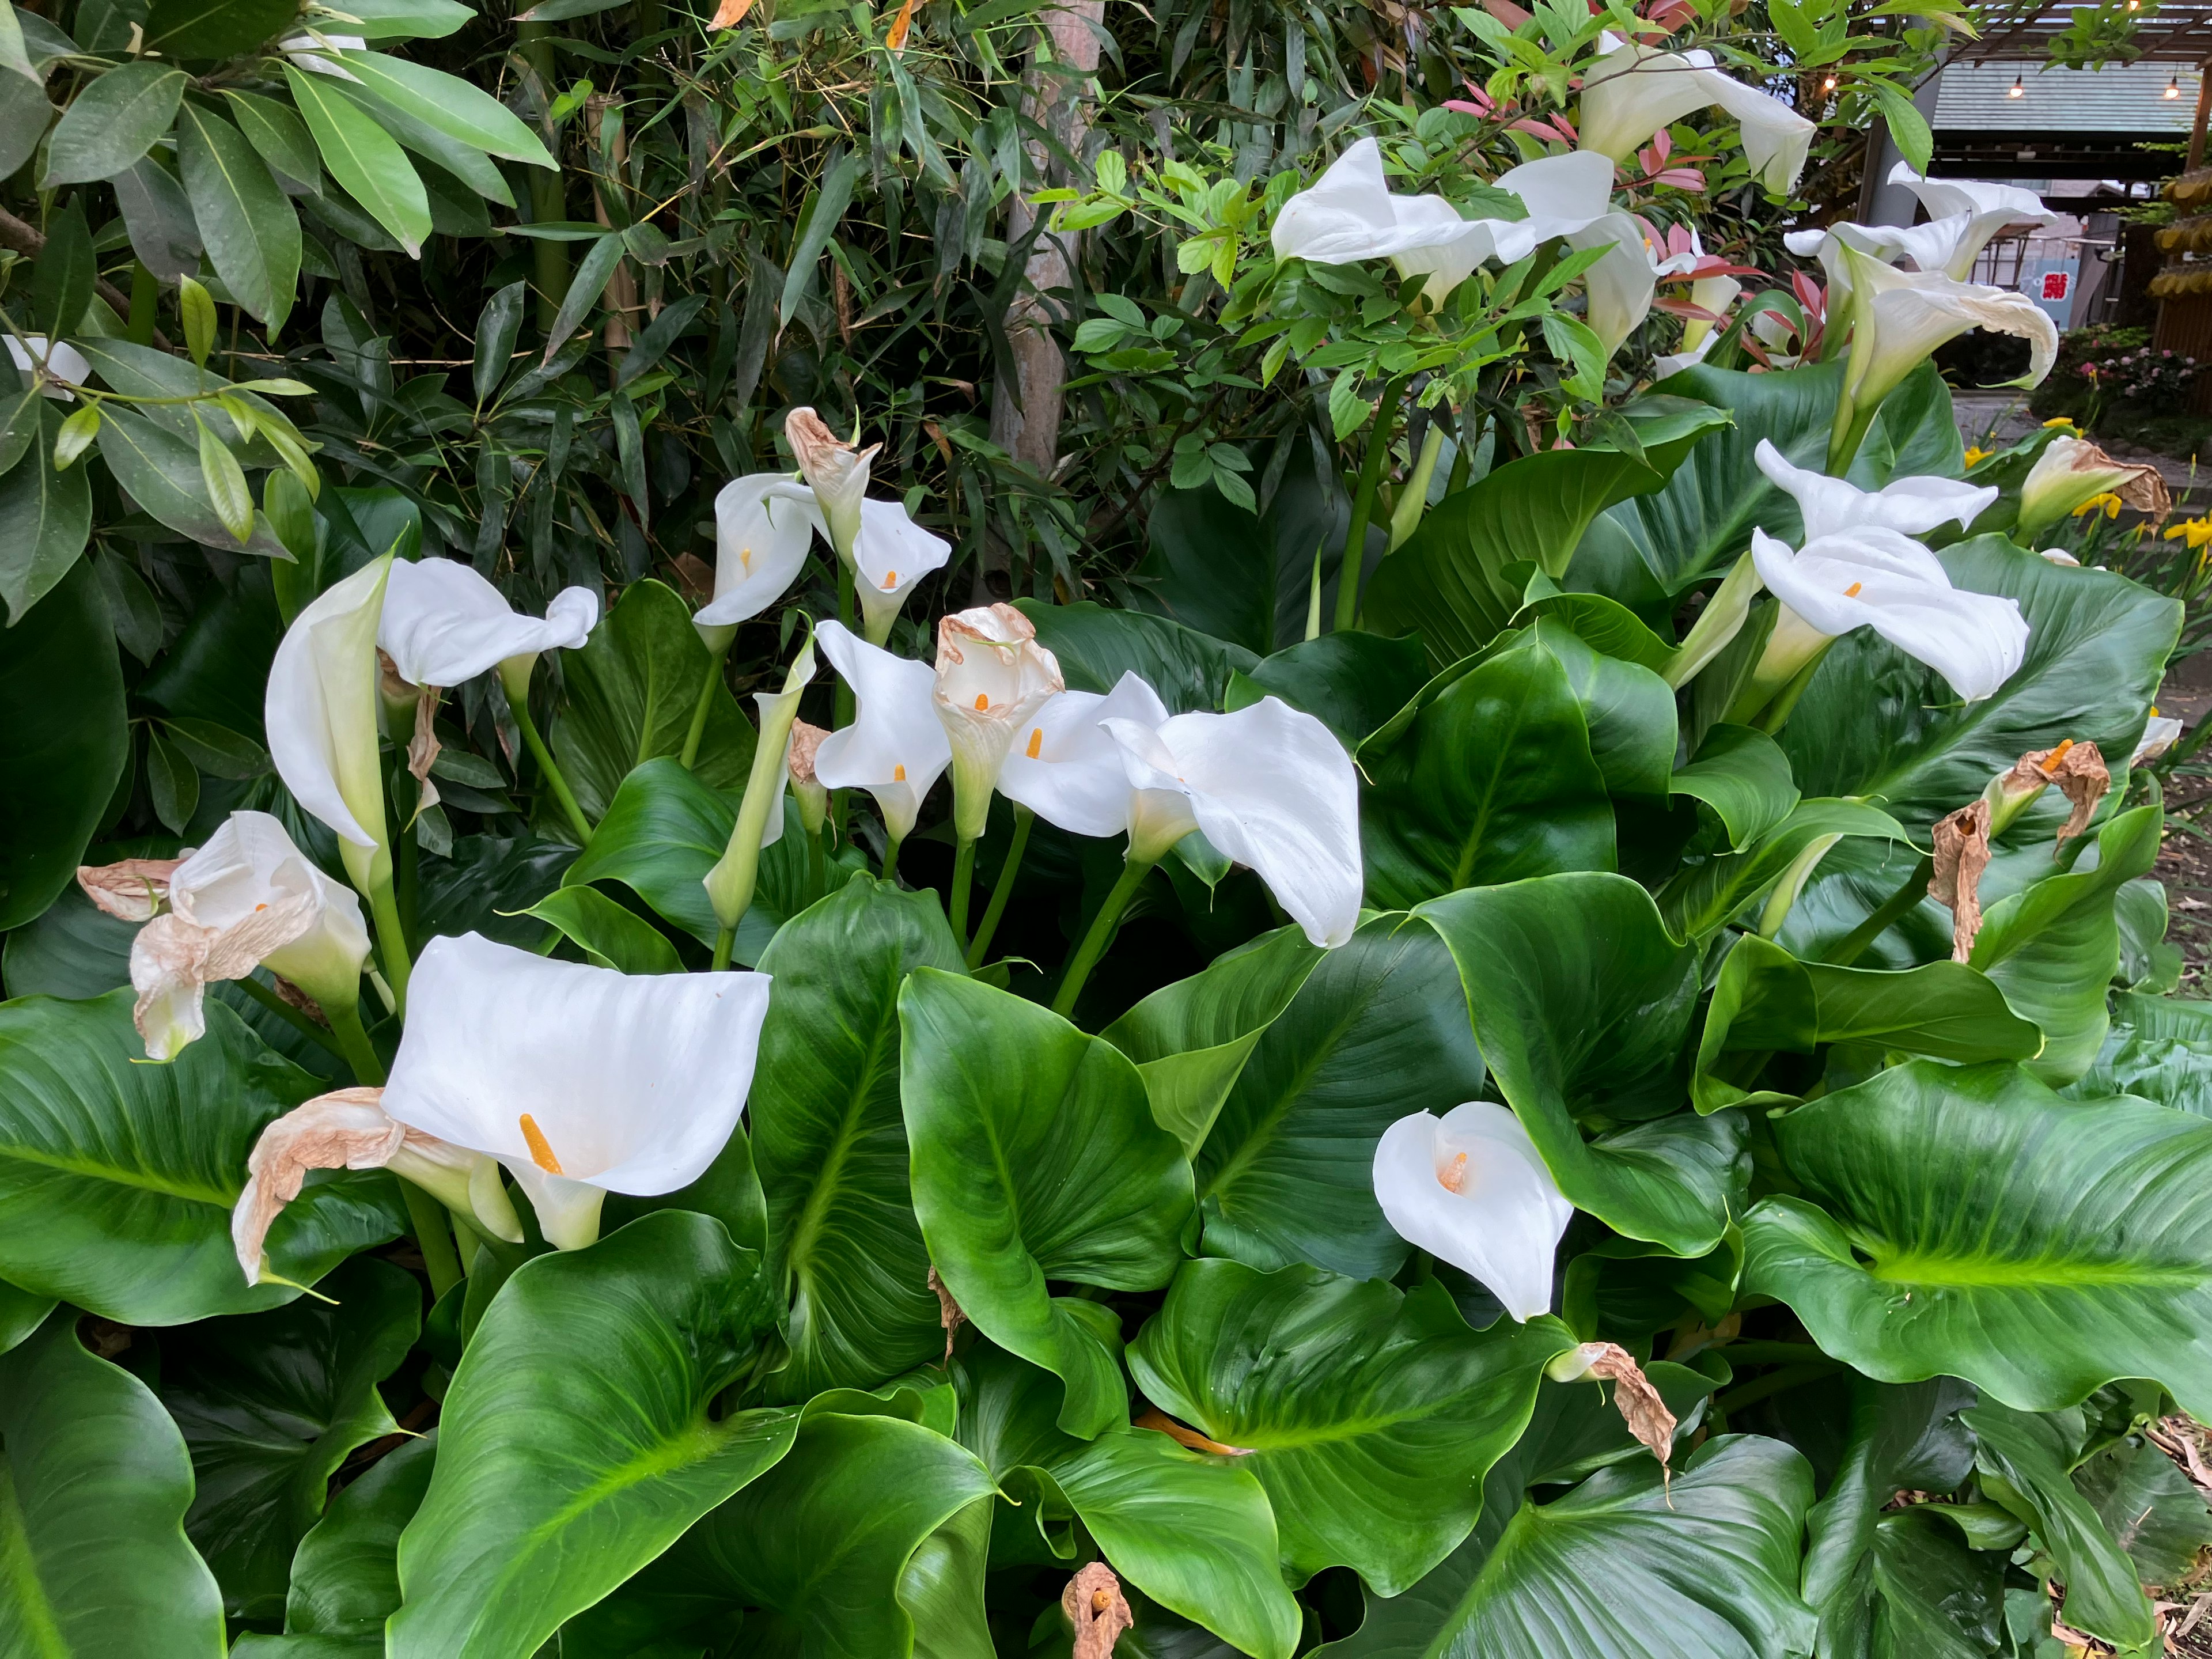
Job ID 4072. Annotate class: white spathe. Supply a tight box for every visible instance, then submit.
[1270,137,1508,304]
[124,811,371,1062]
[380,932,773,1248]
[1749,525,2029,703]
[852,498,954,642]
[1493,151,1661,357]
[378,557,600,690]
[1100,696,1363,949]
[5,335,89,400]
[1577,38,1815,195]
[1372,1102,1573,1321]
[812,620,953,843]
[998,672,1178,840]
[1838,243,2058,424]
[267,555,393,887]
[931,604,1064,841]
[700,474,825,632]
[1753,438,1995,541]
[2135,714,2185,766]
[1889,164,2056,279]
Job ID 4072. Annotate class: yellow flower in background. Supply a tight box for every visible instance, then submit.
[2043,416,2080,431]
[1963,446,1992,468]
[2072,492,2123,519]
[2164,518,2212,550]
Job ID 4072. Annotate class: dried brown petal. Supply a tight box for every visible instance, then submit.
[407,685,443,824]
[1554,1343,1677,1490]
[788,720,830,787]
[233,1088,407,1282]
[2028,739,2107,851]
[1063,1562,1134,1659]
[1929,798,1993,964]
[270,975,327,1024]
[1133,1407,1254,1456]
[77,857,185,922]
[928,1264,966,1363]
[132,896,319,1058]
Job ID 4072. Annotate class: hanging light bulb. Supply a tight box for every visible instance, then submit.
[2168,73,2184,99]
[1821,74,1837,92]
[2008,73,2026,97]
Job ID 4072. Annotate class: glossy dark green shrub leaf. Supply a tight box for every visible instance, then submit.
[1969,802,2161,1084]
[414,834,573,950]
[1659,797,1910,943]
[1232,631,1432,747]
[1101,921,1324,1157]
[41,61,184,185]
[144,0,299,57]
[957,1341,1301,1659]
[1671,723,1798,849]
[162,1256,419,1620]
[1359,634,1613,906]
[1694,934,2042,1112]
[1865,1509,2007,1658]
[1128,1259,1573,1594]
[389,1213,796,1658]
[1418,874,1745,1255]
[1966,1399,2154,1649]
[1783,537,2179,827]
[176,103,300,332]
[0,991,402,1323]
[1315,1435,1819,1658]
[0,558,125,928]
[1743,1060,2212,1418]
[900,969,1194,1437]
[96,405,289,556]
[0,1306,226,1656]
[1187,913,1485,1279]
[520,884,681,973]
[1018,598,1259,714]
[549,578,756,820]
[283,1432,435,1640]
[752,877,965,1401]
[0,400,92,622]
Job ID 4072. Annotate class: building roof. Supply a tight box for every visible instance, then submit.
[1964,0,2212,63]
[1933,59,2201,132]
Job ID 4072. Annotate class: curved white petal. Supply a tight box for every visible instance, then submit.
[1843,252,2058,413]
[1569,210,1661,358]
[1575,45,1718,163]
[1372,1103,1573,1321]
[1495,150,1616,240]
[1702,69,1814,195]
[1753,438,1994,541]
[382,932,771,1202]
[699,475,824,628]
[379,558,600,688]
[811,620,952,842]
[997,673,1171,838]
[2135,714,2185,766]
[171,810,370,1003]
[1888,164,2054,278]
[267,555,392,856]
[1272,138,1489,260]
[851,498,953,637]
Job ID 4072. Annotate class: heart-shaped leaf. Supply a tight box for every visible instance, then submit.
[1018,598,1259,714]
[283,1431,436,1641]
[900,968,1194,1437]
[1743,1059,2212,1418]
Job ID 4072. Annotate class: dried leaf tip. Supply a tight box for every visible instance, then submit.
[1134,1407,1255,1456]
[1929,797,1993,964]
[927,1264,966,1362]
[1063,1562,1134,1658]
[77,857,186,922]
[787,721,830,787]
[1547,1342,1676,1497]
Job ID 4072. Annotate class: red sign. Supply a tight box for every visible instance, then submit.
[2041,271,2071,301]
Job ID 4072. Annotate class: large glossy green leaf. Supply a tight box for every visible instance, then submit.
[1101,922,1325,1158]
[1671,724,1798,849]
[1363,405,1731,666]
[1782,537,2179,827]
[1359,634,1613,905]
[1866,1509,2008,1659]
[176,101,299,332]
[40,61,184,185]
[1588,359,1963,596]
[0,558,123,929]
[1531,617,1677,802]
[0,1307,226,1656]
[2074,991,2212,1116]
[415,833,573,950]
[1743,1060,2212,1418]
[1017,598,1259,714]
[520,885,681,973]
[1233,632,1432,748]
[752,877,966,1402]
[1799,1377,1976,1658]
[1659,798,1910,943]
[0,991,402,1323]
[1969,802,2161,1084]
[161,1256,419,1620]
[1693,934,2043,1112]
[549,578,756,821]
[1129,1259,1573,1594]
[1315,1435,1819,1658]
[143,0,297,56]
[2076,1432,2212,1590]
[1189,913,1486,1279]
[0,400,90,621]
[283,1432,435,1641]
[1417,874,1745,1255]
[956,1340,1300,1659]
[900,969,1194,1437]
[1966,1400,2154,1650]
[390,1212,795,1658]
[582,1408,999,1659]
[282,63,431,256]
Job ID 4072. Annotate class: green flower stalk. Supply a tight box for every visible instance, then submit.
[704,632,818,968]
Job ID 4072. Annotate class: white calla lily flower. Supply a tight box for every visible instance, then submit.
[377,557,600,692]
[1749,524,2029,703]
[267,555,393,891]
[998,672,1177,839]
[1098,696,1363,949]
[2016,435,2171,539]
[1372,1103,1573,1321]
[1577,38,1814,195]
[932,604,1065,842]
[1753,438,1995,541]
[786,406,876,566]
[851,498,954,644]
[1888,165,2056,279]
[1490,151,1661,356]
[2134,713,2184,766]
[1270,137,1509,304]
[101,811,372,1062]
[1653,273,1741,379]
[381,932,773,1248]
[698,474,825,644]
[6,335,89,400]
[812,621,952,844]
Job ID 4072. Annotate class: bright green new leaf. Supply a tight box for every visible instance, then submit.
[519,885,682,974]
[1659,797,1911,943]
[283,62,431,257]
[197,414,256,543]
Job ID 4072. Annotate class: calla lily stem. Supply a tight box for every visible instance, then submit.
[711,926,736,971]
[882,836,903,885]
[1820,853,1936,967]
[233,975,346,1059]
[680,636,734,770]
[366,882,412,1017]
[967,806,1032,969]
[949,836,976,949]
[509,692,593,844]
[399,1179,465,1300]
[1333,376,1407,632]
[1052,855,1153,1018]
[328,999,386,1087]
